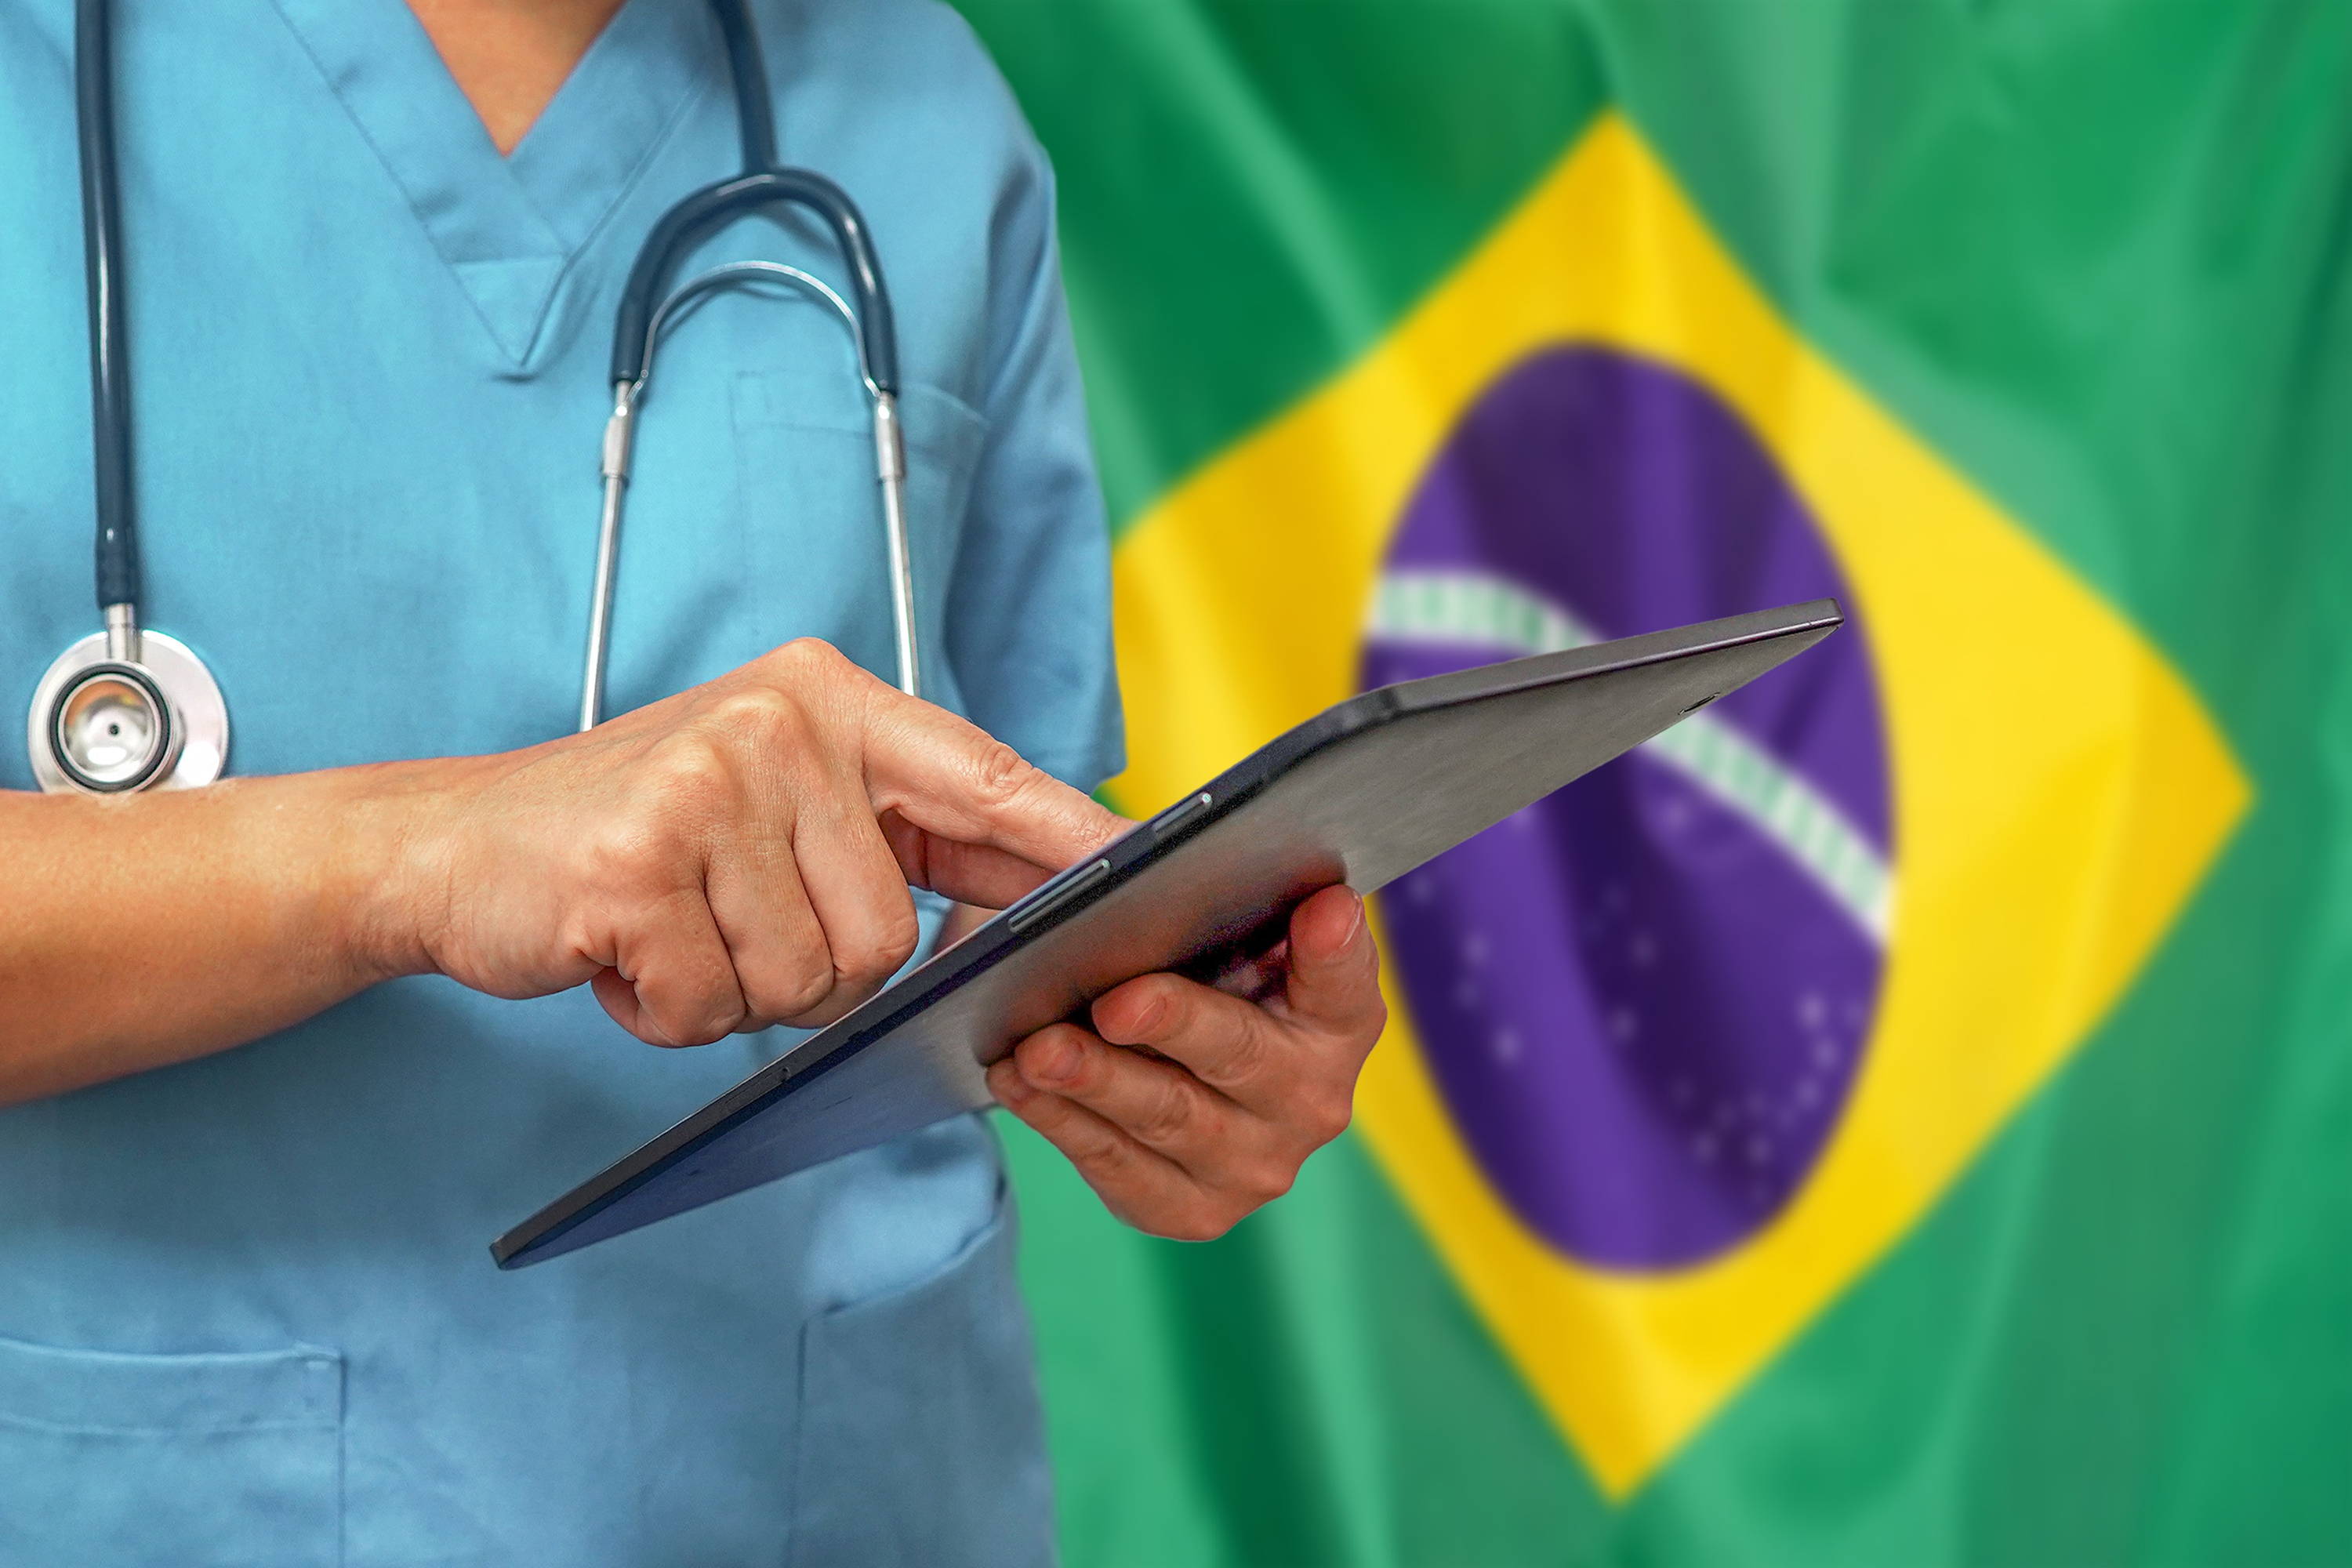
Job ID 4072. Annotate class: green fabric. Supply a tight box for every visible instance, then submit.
[954,0,1606,531]
[957,1,2352,1562]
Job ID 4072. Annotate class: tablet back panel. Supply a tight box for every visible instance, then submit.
[494,601,1842,1266]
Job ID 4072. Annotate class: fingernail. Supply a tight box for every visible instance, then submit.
[1317,891,1363,957]
[1026,1032,1082,1085]
[1131,992,1168,1036]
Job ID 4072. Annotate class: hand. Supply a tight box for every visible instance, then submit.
[381,639,1123,1044]
[986,884,1386,1240]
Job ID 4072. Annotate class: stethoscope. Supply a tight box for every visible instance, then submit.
[29,0,918,795]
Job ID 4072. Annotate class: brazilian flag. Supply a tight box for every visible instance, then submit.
[954,2,2352,1563]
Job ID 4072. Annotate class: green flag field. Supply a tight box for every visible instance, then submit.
[953,3,2352,1563]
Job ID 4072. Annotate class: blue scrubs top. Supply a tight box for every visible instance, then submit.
[0,2,1122,1563]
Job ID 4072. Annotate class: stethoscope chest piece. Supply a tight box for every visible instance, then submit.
[29,630,228,793]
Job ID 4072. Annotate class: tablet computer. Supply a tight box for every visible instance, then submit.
[492,598,1843,1268]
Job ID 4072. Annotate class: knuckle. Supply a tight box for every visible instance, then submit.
[757,961,835,1022]
[830,944,889,993]
[1305,1085,1355,1145]
[650,992,736,1049]
[708,684,811,753]
[773,636,851,679]
[580,818,675,898]
[1132,1077,1199,1145]
[771,637,885,707]
[967,739,1040,812]
[730,923,836,1023]
[1163,1199,1240,1244]
[833,931,913,993]
[1244,1156,1298,1208]
[841,904,921,986]
[669,1015,732,1049]
[1073,1126,1133,1180]
[647,731,735,808]
[1222,1011,1277,1086]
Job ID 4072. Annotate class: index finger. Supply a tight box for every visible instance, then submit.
[855,682,1125,877]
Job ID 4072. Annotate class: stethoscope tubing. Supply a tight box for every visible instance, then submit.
[45,0,917,786]
[75,0,140,630]
[579,0,915,728]
[31,0,232,797]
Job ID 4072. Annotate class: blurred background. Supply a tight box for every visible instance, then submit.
[946,2,2351,1563]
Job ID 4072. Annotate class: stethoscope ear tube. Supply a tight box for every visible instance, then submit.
[872,392,920,703]
[579,345,921,731]
[579,381,639,734]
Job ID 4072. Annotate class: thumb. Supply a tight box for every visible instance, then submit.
[1278,885,1382,1035]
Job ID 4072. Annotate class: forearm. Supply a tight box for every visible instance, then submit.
[0,641,1127,1107]
[0,764,433,1105]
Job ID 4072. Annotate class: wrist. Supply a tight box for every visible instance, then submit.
[332,757,471,985]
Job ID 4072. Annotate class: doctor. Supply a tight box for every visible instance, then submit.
[0,1,1385,1563]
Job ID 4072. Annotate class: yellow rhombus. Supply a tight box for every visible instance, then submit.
[1103,113,2249,1496]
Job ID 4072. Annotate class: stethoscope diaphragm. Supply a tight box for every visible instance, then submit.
[28,630,229,794]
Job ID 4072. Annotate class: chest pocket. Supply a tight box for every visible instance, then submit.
[731,372,988,693]
[0,1334,343,1566]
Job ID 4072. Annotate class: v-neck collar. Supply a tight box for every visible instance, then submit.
[270,0,716,366]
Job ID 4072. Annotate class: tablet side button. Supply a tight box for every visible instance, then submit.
[1009,858,1113,935]
[1150,792,1214,839]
